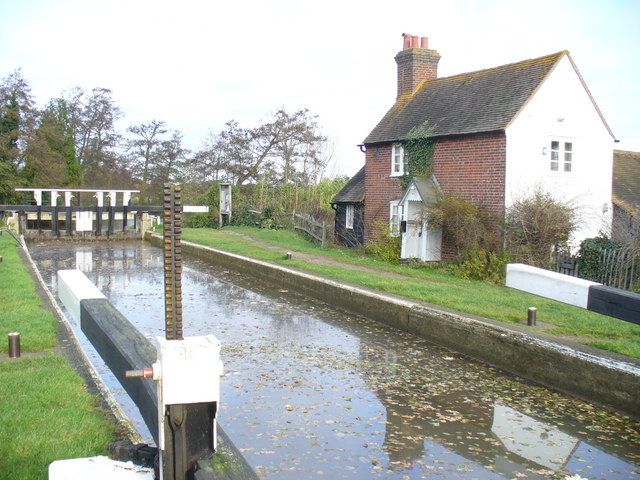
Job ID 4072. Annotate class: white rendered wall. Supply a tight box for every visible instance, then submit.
[505,55,614,248]
[506,263,598,308]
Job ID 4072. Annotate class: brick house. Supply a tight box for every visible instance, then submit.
[352,33,616,261]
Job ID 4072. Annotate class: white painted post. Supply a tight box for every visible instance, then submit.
[33,190,42,206]
[64,192,74,207]
[94,192,104,208]
[109,191,117,207]
[50,191,60,207]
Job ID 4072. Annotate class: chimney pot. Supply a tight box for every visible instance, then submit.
[402,33,411,50]
[420,37,428,48]
[411,35,419,48]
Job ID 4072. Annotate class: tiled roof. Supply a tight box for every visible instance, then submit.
[613,150,640,216]
[331,166,365,203]
[365,51,568,144]
[400,176,442,206]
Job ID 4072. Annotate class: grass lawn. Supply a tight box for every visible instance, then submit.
[0,233,115,480]
[182,226,640,359]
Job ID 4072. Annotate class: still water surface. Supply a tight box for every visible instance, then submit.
[29,241,640,480]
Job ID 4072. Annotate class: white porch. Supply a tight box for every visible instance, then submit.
[399,177,442,262]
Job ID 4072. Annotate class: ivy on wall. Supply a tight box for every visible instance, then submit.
[401,121,436,189]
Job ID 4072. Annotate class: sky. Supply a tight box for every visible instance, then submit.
[0,0,638,179]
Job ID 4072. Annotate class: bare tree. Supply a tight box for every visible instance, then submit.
[273,109,326,185]
[213,109,328,186]
[158,130,188,185]
[127,120,167,185]
[187,130,227,183]
[65,87,122,175]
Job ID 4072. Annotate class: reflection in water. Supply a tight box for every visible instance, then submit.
[28,241,640,480]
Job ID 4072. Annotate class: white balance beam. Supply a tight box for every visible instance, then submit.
[57,269,106,323]
[506,263,598,309]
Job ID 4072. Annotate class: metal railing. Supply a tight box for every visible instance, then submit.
[595,246,639,291]
[555,246,639,291]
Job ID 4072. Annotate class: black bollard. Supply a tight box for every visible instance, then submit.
[8,332,20,358]
[96,207,102,236]
[66,207,72,237]
[122,205,128,232]
[52,206,59,236]
[108,206,115,236]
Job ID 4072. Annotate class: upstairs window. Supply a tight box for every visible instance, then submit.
[345,204,354,230]
[391,144,407,176]
[550,140,573,172]
[563,142,573,172]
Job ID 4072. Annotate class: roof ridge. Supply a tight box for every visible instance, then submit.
[363,50,585,144]
[423,50,567,85]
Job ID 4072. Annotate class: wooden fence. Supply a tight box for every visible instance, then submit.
[292,211,328,246]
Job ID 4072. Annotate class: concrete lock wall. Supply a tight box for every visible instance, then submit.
[146,233,640,416]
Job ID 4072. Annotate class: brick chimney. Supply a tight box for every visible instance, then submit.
[395,33,440,98]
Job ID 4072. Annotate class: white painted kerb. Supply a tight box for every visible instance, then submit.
[49,456,154,480]
[506,263,598,308]
[57,269,106,323]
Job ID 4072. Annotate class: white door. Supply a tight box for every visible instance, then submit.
[423,223,442,261]
[401,201,422,259]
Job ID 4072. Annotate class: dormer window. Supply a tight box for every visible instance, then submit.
[550,140,573,172]
[391,144,407,176]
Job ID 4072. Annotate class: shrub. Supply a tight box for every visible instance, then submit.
[183,212,216,228]
[233,204,261,227]
[364,222,401,263]
[456,248,510,284]
[577,236,620,281]
[505,189,576,268]
[427,195,501,259]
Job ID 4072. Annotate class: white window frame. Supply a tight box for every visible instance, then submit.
[389,201,402,236]
[550,139,573,173]
[345,204,354,230]
[391,144,406,177]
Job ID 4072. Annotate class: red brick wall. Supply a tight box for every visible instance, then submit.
[364,131,507,248]
[432,131,507,257]
[432,131,506,215]
[364,144,404,242]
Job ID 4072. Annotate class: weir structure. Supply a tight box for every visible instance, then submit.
[1,188,149,239]
[1,187,208,239]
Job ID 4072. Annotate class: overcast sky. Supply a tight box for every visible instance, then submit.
[1,0,638,178]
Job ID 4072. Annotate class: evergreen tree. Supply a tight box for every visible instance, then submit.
[0,69,36,202]
[24,99,81,187]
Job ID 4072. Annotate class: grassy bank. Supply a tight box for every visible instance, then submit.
[0,234,115,480]
[182,227,640,359]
